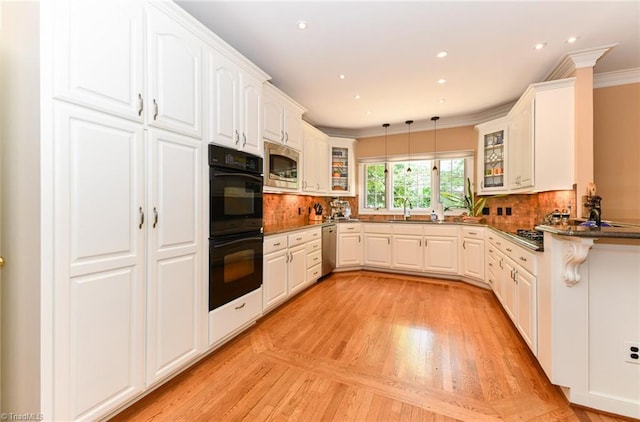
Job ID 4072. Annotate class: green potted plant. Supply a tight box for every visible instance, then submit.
[462,177,486,222]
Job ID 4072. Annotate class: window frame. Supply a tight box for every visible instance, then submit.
[358,152,474,217]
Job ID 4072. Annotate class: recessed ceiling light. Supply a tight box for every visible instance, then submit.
[566,36,578,44]
[438,98,446,104]
[534,42,547,50]
[354,94,361,100]
[366,111,373,115]
[296,21,308,30]
[437,78,446,85]
[436,51,448,58]
[339,74,346,80]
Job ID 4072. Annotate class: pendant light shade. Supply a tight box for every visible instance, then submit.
[431,116,440,172]
[405,120,413,173]
[383,123,390,175]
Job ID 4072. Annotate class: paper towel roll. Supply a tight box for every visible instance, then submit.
[436,202,444,221]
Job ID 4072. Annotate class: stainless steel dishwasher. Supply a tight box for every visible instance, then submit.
[321,223,336,277]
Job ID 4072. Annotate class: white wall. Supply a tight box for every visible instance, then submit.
[0,1,42,413]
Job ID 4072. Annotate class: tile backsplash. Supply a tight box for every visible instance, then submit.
[263,193,333,227]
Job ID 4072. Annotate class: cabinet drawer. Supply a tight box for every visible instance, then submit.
[264,234,287,254]
[507,244,536,275]
[338,223,361,233]
[288,231,308,247]
[424,225,458,237]
[307,228,322,242]
[208,288,262,345]
[307,263,322,281]
[306,239,321,254]
[363,223,392,234]
[462,227,485,239]
[307,250,322,268]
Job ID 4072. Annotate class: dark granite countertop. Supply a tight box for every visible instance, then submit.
[535,224,640,239]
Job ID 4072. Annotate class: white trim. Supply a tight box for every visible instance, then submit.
[594,68,640,88]
[545,44,617,81]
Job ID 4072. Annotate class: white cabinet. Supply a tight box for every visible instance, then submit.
[506,78,575,192]
[392,235,423,271]
[329,137,357,196]
[337,223,362,267]
[263,235,289,312]
[146,5,203,139]
[52,0,145,121]
[424,226,459,274]
[145,128,201,386]
[209,52,263,156]
[263,84,305,151]
[302,122,329,193]
[460,227,485,281]
[263,228,322,313]
[476,117,508,194]
[363,224,392,268]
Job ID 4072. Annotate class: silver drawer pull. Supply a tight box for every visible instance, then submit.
[235,303,245,310]
[296,237,302,241]
[273,242,281,246]
[519,257,528,262]
[506,248,513,252]
[468,231,478,235]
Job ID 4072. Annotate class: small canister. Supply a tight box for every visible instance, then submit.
[552,209,561,225]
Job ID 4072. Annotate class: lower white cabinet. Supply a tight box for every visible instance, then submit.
[263,227,322,313]
[423,226,459,274]
[392,234,423,271]
[363,224,392,267]
[460,227,485,280]
[337,223,362,267]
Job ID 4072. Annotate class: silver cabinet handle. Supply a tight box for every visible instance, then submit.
[489,262,493,267]
[387,238,390,245]
[359,235,361,243]
[469,231,478,235]
[235,130,240,145]
[506,248,513,252]
[280,131,285,143]
[296,237,302,241]
[519,256,527,262]
[242,133,247,147]
[284,132,289,143]
[463,240,466,249]
[153,99,158,120]
[235,302,245,310]
[153,207,158,228]
[138,206,144,229]
[273,242,281,247]
[317,183,320,190]
[138,93,143,116]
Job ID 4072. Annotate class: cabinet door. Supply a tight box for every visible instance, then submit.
[284,103,304,150]
[53,103,145,420]
[210,52,239,147]
[146,128,201,386]
[337,233,362,267]
[461,238,485,280]
[262,91,284,143]
[508,96,534,190]
[239,72,262,156]
[263,250,288,312]
[53,0,144,121]
[516,268,537,354]
[424,236,458,274]
[363,234,391,268]
[316,135,330,193]
[502,256,518,321]
[288,245,308,295]
[392,235,423,271]
[147,5,203,138]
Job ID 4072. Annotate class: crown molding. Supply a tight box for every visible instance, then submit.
[545,44,617,81]
[594,68,640,88]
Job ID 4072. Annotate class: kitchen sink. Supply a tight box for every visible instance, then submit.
[384,219,438,224]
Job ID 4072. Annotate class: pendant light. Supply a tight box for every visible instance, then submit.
[383,123,390,175]
[431,116,440,173]
[405,120,413,173]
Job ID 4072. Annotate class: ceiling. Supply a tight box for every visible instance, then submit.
[177,1,640,136]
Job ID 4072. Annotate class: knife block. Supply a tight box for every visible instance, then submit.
[309,214,323,222]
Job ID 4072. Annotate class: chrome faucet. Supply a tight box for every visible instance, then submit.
[402,197,412,220]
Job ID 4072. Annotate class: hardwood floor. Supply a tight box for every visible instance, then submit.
[111,271,632,421]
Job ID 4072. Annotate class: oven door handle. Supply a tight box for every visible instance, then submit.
[212,170,263,184]
[212,235,263,248]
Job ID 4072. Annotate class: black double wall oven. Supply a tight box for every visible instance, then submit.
[209,144,263,311]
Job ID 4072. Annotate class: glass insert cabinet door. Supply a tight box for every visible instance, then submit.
[331,146,349,192]
[482,129,505,190]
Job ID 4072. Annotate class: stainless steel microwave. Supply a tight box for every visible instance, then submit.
[264,141,299,189]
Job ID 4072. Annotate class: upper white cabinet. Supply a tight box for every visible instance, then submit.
[475,117,508,194]
[53,0,145,121]
[263,84,305,150]
[146,5,203,139]
[329,137,357,196]
[506,78,575,193]
[52,1,204,139]
[302,122,329,194]
[209,51,263,156]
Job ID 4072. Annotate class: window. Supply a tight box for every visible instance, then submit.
[361,156,471,214]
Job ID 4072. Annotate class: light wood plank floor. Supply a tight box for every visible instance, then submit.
[111,271,633,421]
